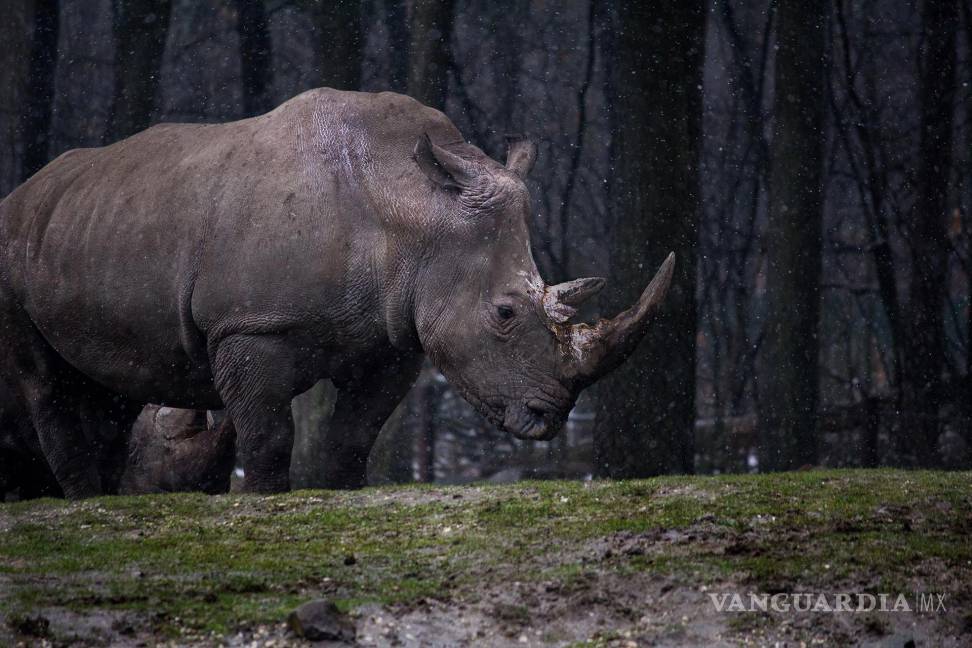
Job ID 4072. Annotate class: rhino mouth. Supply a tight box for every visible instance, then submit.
[450,378,567,441]
[504,401,566,441]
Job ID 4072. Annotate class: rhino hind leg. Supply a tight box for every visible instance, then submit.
[90,398,145,494]
[0,449,62,500]
[212,334,299,494]
[0,294,104,498]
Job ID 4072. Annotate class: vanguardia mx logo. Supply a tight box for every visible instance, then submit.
[707,592,948,613]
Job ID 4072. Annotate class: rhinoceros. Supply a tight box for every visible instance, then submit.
[0,88,673,497]
[118,406,236,495]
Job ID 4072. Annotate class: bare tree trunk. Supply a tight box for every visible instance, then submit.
[757,0,827,471]
[234,0,273,117]
[0,0,33,194]
[407,0,454,109]
[106,0,171,142]
[311,0,362,91]
[385,0,409,93]
[861,396,879,468]
[901,0,957,468]
[413,375,441,483]
[367,401,412,485]
[964,0,972,468]
[20,0,59,182]
[594,1,705,478]
[377,362,439,484]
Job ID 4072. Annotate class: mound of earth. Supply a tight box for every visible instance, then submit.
[1,470,969,646]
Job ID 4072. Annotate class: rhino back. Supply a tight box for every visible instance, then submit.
[0,88,462,406]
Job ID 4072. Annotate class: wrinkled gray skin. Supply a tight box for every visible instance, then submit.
[118,407,235,495]
[0,89,673,497]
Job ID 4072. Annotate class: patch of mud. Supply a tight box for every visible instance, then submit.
[0,606,159,648]
[4,561,968,647]
[345,570,968,648]
[205,574,742,647]
[5,577,967,648]
[345,573,771,647]
[585,523,736,563]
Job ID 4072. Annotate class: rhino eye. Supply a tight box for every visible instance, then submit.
[497,305,516,321]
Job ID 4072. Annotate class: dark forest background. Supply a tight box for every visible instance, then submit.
[1,0,970,484]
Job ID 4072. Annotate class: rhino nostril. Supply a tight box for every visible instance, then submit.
[526,404,547,422]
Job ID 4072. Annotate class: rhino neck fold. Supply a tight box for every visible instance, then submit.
[381,245,424,354]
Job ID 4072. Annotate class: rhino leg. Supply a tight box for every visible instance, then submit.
[90,398,145,494]
[0,294,102,498]
[322,356,422,489]
[212,334,298,494]
[0,449,62,500]
[25,379,102,497]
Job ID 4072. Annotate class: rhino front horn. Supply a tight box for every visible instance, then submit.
[567,252,675,385]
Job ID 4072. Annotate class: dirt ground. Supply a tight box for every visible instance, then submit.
[1,470,970,646]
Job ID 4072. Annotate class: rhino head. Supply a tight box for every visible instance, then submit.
[410,135,674,441]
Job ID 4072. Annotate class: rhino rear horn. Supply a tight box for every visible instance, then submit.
[413,134,479,191]
[505,135,537,178]
[543,277,605,324]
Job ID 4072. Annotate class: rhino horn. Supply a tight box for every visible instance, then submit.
[566,252,675,385]
[542,277,605,324]
[505,135,537,178]
[413,134,479,190]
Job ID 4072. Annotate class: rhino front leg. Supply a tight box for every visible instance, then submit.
[212,334,298,494]
[322,357,422,489]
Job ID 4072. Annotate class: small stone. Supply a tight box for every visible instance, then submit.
[9,613,50,638]
[859,635,916,648]
[287,599,356,643]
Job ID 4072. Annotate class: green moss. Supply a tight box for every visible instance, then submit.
[2,470,970,637]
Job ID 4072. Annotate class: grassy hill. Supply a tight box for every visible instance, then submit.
[1,470,970,646]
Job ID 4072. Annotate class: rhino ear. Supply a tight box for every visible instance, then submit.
[413,134,478,191]
[505,135,537,178]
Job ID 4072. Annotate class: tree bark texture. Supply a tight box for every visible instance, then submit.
[594,0,706,478]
